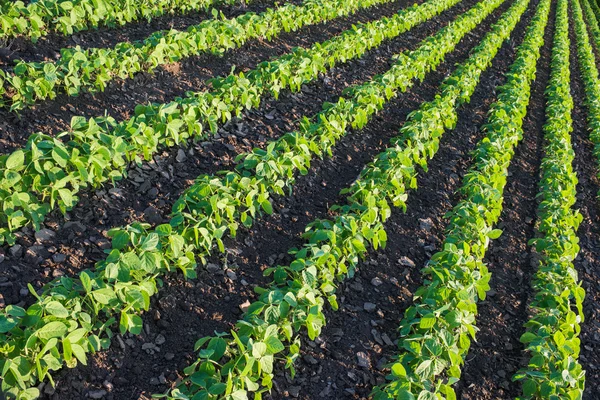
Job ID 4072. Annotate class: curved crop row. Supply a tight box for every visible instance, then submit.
[586,0,600,27]
[576,0,600,197]
[370,0,551,397]
[512,0,586,397]
[0,0,236,41]
[0,0,501,397]
[146,1,539,397]
[0,0,463,247]
[0,0,392,110]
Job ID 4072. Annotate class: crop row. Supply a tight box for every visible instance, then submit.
[0,0,463,246]
[369,0,551,398]
[0,0,235,41]
[151,0,540,397]
[577,0,600,197]
[0,0,493,397]
[512,0,586,397]
[0,0,392,110]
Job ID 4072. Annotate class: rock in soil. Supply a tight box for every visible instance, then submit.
[398,256,416,268]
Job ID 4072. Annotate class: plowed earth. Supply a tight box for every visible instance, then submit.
[0,0,599,398]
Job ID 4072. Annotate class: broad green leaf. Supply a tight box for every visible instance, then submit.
[110,230,129,250]
[520,332,537,344]
[391,362,407,377]
[419,314,436,329]
[415,359,434,379]
[45,301,69,318]
[264,335,284,354]
[141,233,160,251]
[92,288,117,305]
[487,229,503,239]
[252,342,267,358]
[261,200,273,215]
[5,150,25,170]
[522,379,537,396]
[80,271,92,293]
[36,321,68,340]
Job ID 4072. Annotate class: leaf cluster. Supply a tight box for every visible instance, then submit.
[512,0,586,397]
[0,0,466,395]
[154,1,535,398]
[0,0,391,110]
[0,0,236,41]
[0,0,462,246]
[575,0,600,199]
[370,0,552,397]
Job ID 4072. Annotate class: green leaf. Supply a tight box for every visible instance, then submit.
[0,315,17,333]
[264,335,285,354]
[45,301,69,318]
[391,362,407,377]
[231,390,248,400]
[92,288,117,305]
[6,305,26,317]
[140,251,158,273]
[5,150,25,170]
[529,355,545,368]
[66,328,87,343]
[540,381,555,396]
[141,233,160,251]
[105,263,119,280]
[208,337,227,361]
[58,188,74,206]
[553,331,565,346]
[208,382,227,395]
[80,271,92,293]
[20,388,40,400]
[417,390,437,400]
[36,321,68,340]
[129,315,143,335]
[259,354,274,374]
[415,359,434,379]
[397,389,416,400]
[155,224,172,236]
[283,292,297,306]
[252,342,267,358]
[51,148,69,168]
[261,200,273,215]
[110,230,129,250]
[520,332,537,344]
[522,379,538,396]
[71,343,87,365]
[119,312,130,335]
[487,229,503,239]
[419,314,436,329]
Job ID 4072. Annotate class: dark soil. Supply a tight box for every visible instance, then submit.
[0,0,410,153]
[0,0,463,315]
[17,0,514,397]
[0,0,440,305]
[26,0,543,398]
[1,0,599,398]
[273,0,543,398]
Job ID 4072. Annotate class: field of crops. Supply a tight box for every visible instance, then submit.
[0,0,599,398]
